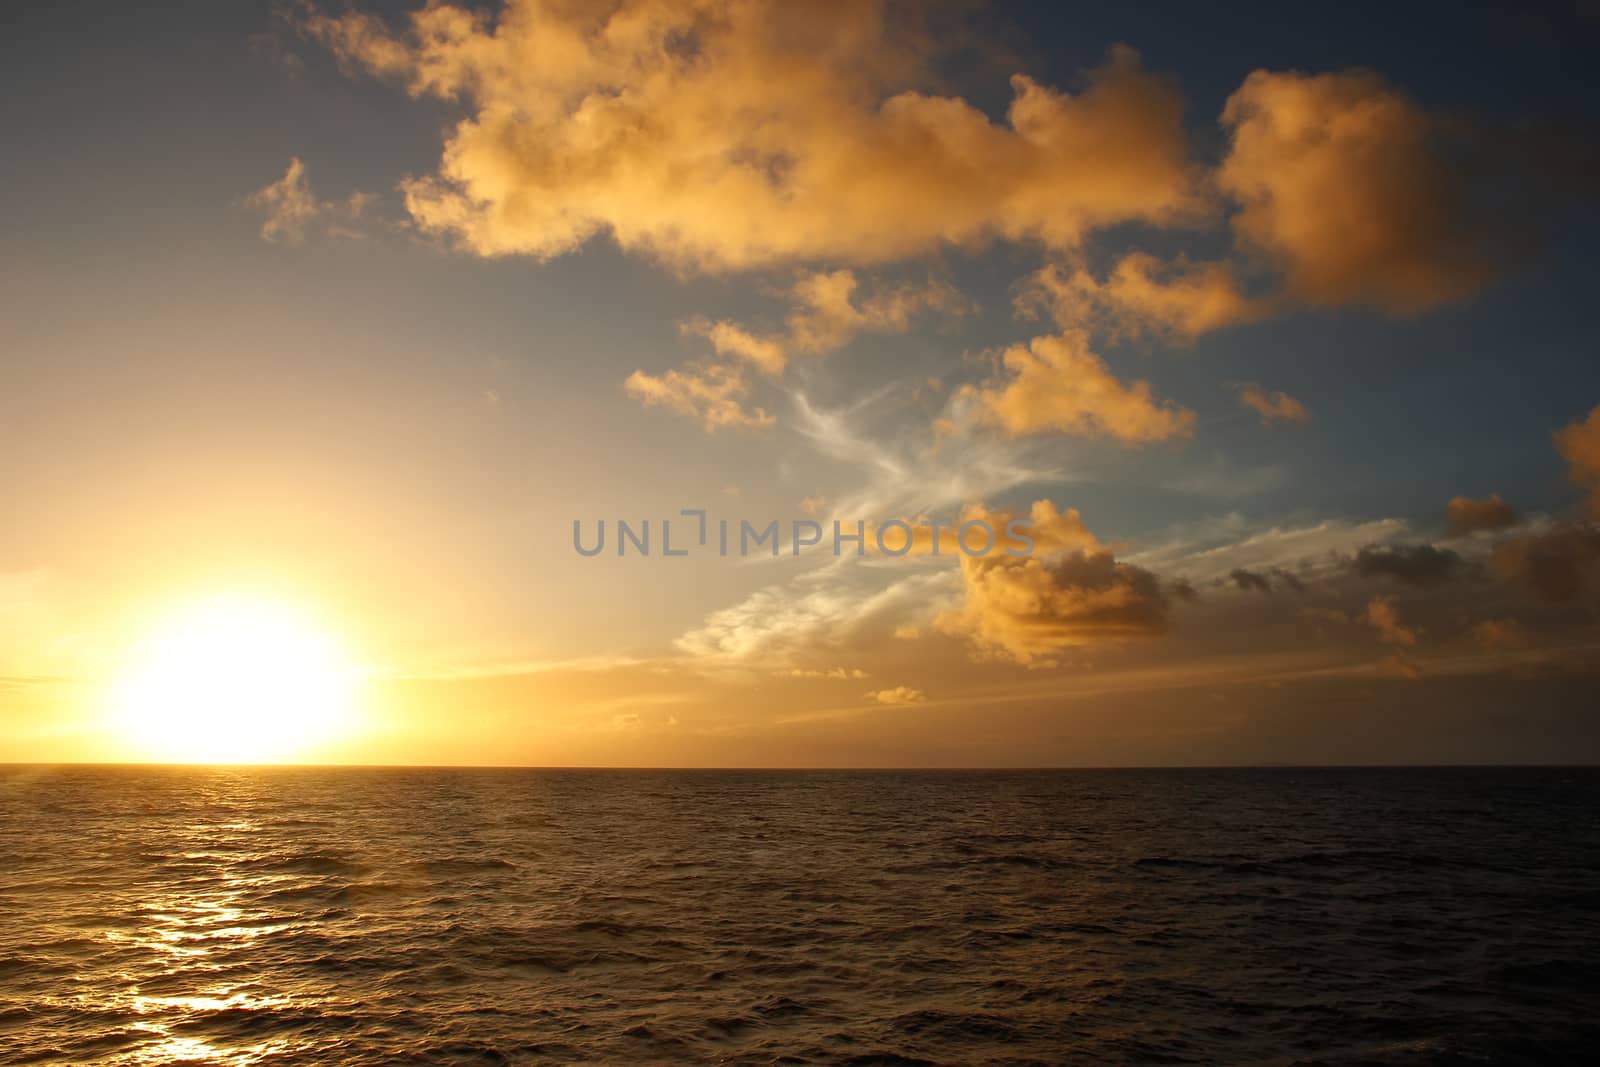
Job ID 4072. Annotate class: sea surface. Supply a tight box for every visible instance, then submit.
[2,767,1599,1065]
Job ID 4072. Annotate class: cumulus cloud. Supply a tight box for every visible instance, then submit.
[1219,70,1521,313]
[624,361,773,431]
[868,686,926,705]
[961,330,1194,444]
[1236,383,1310,425]
[1491,523,1600,603]
[938,547,1171,667]
[934,502,1170,667]
[1366,595,1418,648]
[1352,543,1465,586]
[1556,404,1600,517]
[1019,254,1267,340]
[1447,493,1518,536]
[246,157,376,243]
[304,3,1202,271]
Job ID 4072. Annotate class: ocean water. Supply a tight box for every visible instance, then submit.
[3,767,1599,1066]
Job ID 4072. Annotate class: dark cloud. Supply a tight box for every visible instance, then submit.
[1491,523,1600,603]
[1229,567,1306,593]
[1353,544,1466,587]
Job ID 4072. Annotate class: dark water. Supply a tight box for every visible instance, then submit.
[3,767,1600,1065]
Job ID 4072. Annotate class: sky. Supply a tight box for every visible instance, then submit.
[3,0,1600,766]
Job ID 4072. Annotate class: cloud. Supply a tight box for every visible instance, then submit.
[1473,618,1531,651]
[938,547,1171,667]
[246,158,376,243]
[1366,595,1418,648]
[1376,654,1422,681]
[1556,404,1600,516]
[1352,543,1465,586]
[676,570,954,667]
[1019,254,1267,340]
[303,4,1203,271]
[1219,70,1523,312]
[961,329,1195,444]
[1491,523,1600,603]
[936,503,1171,666]
[868,686,926,705]
[624,361,773,431]
[1236,383,1310,425]
[1447,493,1518,536]
[689,270,965,371]
[680,318,787,376]
[1228,567,1305,593]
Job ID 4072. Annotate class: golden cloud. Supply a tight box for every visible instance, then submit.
[868,686,926,705]
[936,501,1170,667]
[1236,383,1310,426]
[1219,70,1506,313]
[247,158,376,243]
[1446,493,1518,536]
[1020,253,1267,340]
[623,361,773,431]
[1365,595,1417,648]
[304,3,1203,270]
[1556,404,1600,517]
[962,330,1194,444]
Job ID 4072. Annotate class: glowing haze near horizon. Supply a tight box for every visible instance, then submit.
[3,0,1600,767]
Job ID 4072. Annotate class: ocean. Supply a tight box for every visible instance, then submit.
[3,766,1598,1065]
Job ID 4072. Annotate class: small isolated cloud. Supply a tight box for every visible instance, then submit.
[1376,654,1422,681]
[780,667,868,680]
[1556,404,1600,516]
[624,362,773,432]
[246,158,376,244]
[868,686,926,705]
[1352,543,1465,587]
[1473,618,1531,651]
[1236,383,1310,425]
[962,330,1194,445]
[680,318,787,376]
[1366,595,1418,648]
[1447,493,1518,536]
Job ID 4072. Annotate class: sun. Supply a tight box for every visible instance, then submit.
[105,595,365,764]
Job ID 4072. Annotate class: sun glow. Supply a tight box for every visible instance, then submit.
[105,596,364,764]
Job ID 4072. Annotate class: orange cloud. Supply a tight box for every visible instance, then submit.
[1219,70,1505,313]
[963,330,1194,444]
[247,158,376,243]
[304,3,1203,270]
[1236,383,1309,425]
[624,362,773,431]
[1472,618,1531,651]
[936,501,1169,667]
[1447,493,1518,536]
[1020,253,1267,340]
[1556,404,1600,516]
[868,686,926,705]
[1365,595,1417,648]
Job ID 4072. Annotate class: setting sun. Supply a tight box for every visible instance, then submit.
[104,596,364,764]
